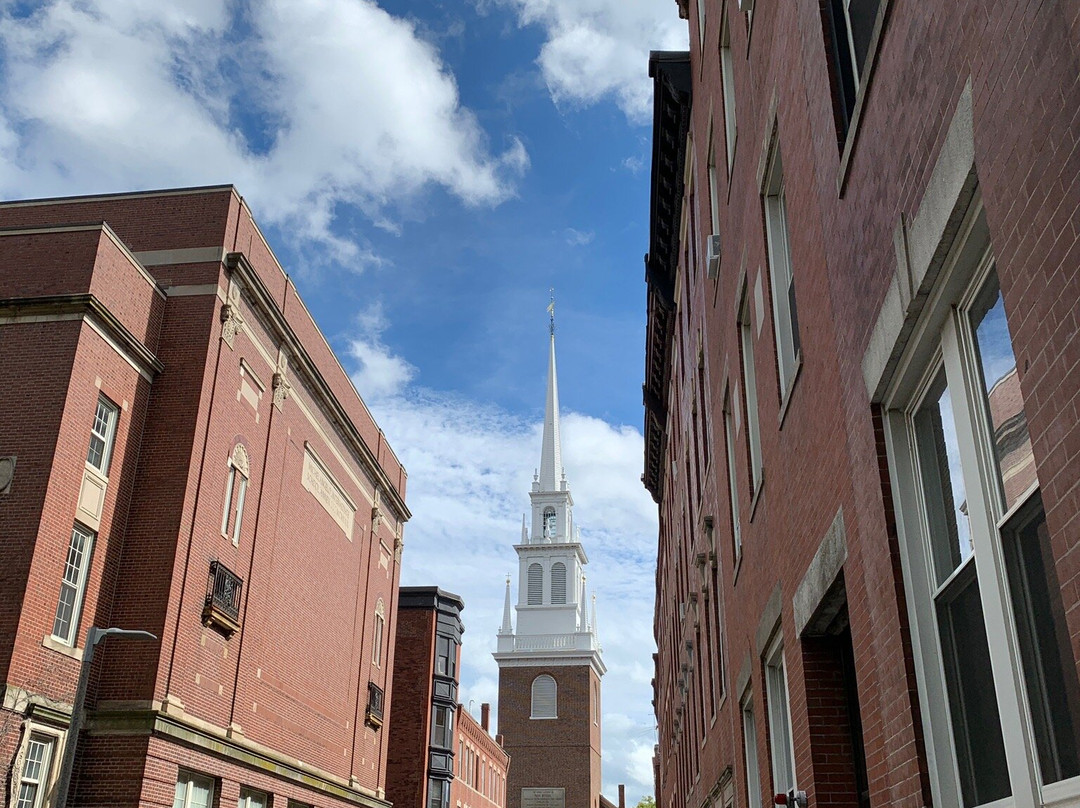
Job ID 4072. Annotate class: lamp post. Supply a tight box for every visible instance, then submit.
[53,626,157,808]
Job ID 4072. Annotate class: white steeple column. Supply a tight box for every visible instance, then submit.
[494,304,605,676]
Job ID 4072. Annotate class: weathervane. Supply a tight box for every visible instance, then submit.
[547,288,555,336]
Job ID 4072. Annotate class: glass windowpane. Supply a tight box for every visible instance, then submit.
[54,525,93,642]
[1003,496,1080,784]
[913,371,972,587]
[969,271,1036,512]
[936,567,1011,806]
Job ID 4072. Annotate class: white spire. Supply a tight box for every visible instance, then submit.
[591,594,598,640]
[499,576,513,635]
[579,576,589,631]
[521,514,528,543]
[538,312,564,492]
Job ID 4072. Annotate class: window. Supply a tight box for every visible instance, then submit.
[822,0,882,139]
[551,562,567,604]
[762,134,800,398]
[372,599,385,667]
[436,635,457,678]
[594,681,600,725]
[764,638,797,795]
[531,674,557,718]
[428,780,449,808]
[543,507,556,540]
[741,693,762,808]
[885,208,1080,806]
[238,788,268,808]
[738,286,763,492]
[174,771,214,808]
[15,734,56,808]
[86,396,119,475]
[431,704,454,748]
[52,523,95,645]
[221,444,250,544]
[527,563,543,605]
[719,10,737,171]
[724,391,742,558]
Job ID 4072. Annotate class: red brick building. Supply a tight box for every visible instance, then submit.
[449,704,508,808]
[0,187,410,808]
[645,3,1080,808]
[385,587,508,808]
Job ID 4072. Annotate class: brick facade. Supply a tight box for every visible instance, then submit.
[449,705,509,808]
[498,665,601,808]
[646,3,1080,808]
[0,187,409,808]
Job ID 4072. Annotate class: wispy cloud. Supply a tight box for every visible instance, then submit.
[0,0,528,263]
[564,227,594,246]
[486,0,688,123]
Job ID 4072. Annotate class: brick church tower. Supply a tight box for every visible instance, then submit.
[494,306,605,808]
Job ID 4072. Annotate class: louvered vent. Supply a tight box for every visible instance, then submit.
[551,563,567,604]
[531,674,557,718]
[527,563,543,605]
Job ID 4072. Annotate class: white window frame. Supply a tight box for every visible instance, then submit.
[12,729,61,808]
[762,134,801,400]
[531,674,558,719]
[720,8,737,172]
[723,389,742,560]
[764,635,797,796]
[52,523,95,646]
[372,599,386,667]
[174,770,215,808]
[221,444,250,545]
[883,195,1080,808]
[237,787,268,808]
[86,395,119,477]
[741,691,762,808]
[738,284,763,492]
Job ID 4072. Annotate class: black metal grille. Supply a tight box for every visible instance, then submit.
[367,682,385,726]
[205,560,242,623]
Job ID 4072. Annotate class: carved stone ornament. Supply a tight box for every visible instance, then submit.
[371,505,383,533]
[220,303,245,348]
[394,534,404,563]
[271,372,292,409]
[231,444,251,478]
[0,455,15,495]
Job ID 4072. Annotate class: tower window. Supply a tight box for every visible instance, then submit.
[543,507,556,540]
[531,674,557,718]
[551,563,567,604]
[527,563,543,605]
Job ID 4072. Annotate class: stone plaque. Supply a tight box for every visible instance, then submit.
[302,447,355,538]
[522,788,565,808]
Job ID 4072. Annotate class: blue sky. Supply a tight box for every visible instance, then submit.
[0,0,687,798]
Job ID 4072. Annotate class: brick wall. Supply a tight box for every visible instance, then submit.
[498,665,600,808]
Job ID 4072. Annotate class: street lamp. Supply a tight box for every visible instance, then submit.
[53,626,157,808]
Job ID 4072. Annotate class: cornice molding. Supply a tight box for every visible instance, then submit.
[0,293,164,378]
[225,252,409,523]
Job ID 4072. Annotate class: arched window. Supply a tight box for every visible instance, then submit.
[372,598,385,667]
[551,563,567,604]
[527,563,543,605]
[543,507,556,540]
[531,674,557,718]
[221,443,250,545]
[593,681,600,724]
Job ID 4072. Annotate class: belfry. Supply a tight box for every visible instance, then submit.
[494,303,605,808]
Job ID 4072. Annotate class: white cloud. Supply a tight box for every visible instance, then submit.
[489,0,688,122]
[0,0,527,260]
[348,302,418,399]
[354,337,658,801]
